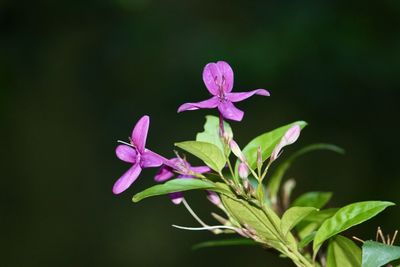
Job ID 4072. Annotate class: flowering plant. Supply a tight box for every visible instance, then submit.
[113,61,398,267]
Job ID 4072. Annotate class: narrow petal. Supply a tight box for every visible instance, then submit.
[169,192,184,205]
[216,61,234,93]
[112,163,142,194]
[131,115,149,153]
[218,101,244,121]
[226,89,270,102]
[177,96,219,112]
[202,63,220,95]
[190,166,211,174]
[141,150,165,168]
[154,166,175,182]
[115,145,137,163]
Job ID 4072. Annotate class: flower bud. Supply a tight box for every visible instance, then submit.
[206,191,221,206]
[238,162,249,179]
[271,124,301,161]
[229,140,246,162]
[223,130,233,144]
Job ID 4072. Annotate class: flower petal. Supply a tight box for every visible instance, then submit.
[190,166,211,174]
[226,89,270,102]
[177,96,219,112]
[218,101,244,121]
[115,145,137,163]
[154,166,174,182]
[141,150,165,168]
[216,61,234,93]
[131,115,150,153]
[202,63,221,95]
[169,192,184,205]
[112,163,142,194]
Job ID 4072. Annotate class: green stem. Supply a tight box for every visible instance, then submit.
[226,158,239,185]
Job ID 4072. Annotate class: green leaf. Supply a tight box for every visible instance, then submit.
[362,241,400,267]
[132,178,223,202]
[281,207,317,236]
[192,238,257,250]
[327,235,361,267]
[220,195,282,249]
[268,143,344,206]
[196,115,233,154]
[175,141,226,172]
[236,121,308,175]
[292,192,333,209]
[296,208,339,239]
[299,231,316,249]
[313,201,395,258]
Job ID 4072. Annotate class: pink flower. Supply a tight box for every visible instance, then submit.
[178,61,270,121]
[155,157,210,204]
[113,115,166,194]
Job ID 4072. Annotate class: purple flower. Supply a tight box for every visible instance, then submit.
[178,61,270,121]
[113,115,166,194]
[155,157,210,204]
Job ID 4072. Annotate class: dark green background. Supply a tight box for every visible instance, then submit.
[1,1,400,266]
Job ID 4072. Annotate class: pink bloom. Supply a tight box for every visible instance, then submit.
[113,115,166,194]
[155,157,210,204]
[178,61,270,121]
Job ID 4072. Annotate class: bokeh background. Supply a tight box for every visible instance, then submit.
[1,1,400,266]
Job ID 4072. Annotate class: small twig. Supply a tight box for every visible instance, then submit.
[352,236,365,244]
[172,224,238,231]
[377,227,386,244]
[391,230,398,245]
[182,198,209,228]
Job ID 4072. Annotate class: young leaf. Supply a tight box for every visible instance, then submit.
[196,115,233,153]
[292,192,333,209]
[280,207,317,236]
[175,141,226,172]
[132,178,224,202]
[362,241,400,267]
[192,238,257,250]
[235,121,308,175]
[313,201,395,257]
[268,143,344,206]
[327,235,361,267]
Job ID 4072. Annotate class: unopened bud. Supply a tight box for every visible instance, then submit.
[206,191,221,206]
[238,162,249,179]
[223,130,233,144]
[271,124,301,161]
[229,140,246,162]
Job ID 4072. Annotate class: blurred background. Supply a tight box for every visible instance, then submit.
[1,1,400,266]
